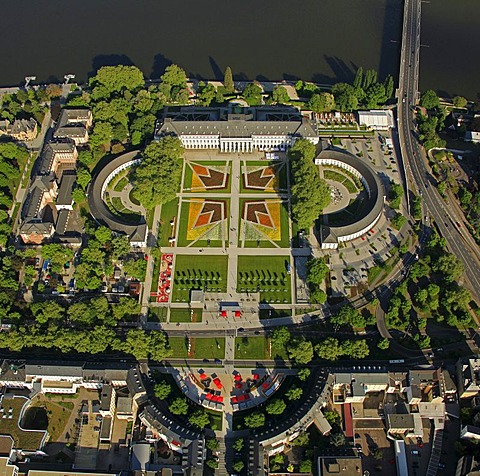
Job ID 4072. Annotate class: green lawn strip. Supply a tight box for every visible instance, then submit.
[159,198,180,247]
[183,162,193,190]
[206,408,223,431]
[168,336,225,359]
[176,201,191,247]
[170,308,203,323]
[113,176,129,192]
[278,200,290,247]
[0,397,44,450]
[172,254,228,302]
[259,309,292,319]
[235,336,267,360]
[237,255,292,304]
[194,337,225,360]
[148,307,167,322]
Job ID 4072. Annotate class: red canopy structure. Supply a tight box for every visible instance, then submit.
[253,374,259,380]
[235,311,241,318]
[232,396,238,403]
[221,310,227,318]
[213,378,222,389]
[235,382,242,389]
[199,373,207,380]
[234,374,242,381]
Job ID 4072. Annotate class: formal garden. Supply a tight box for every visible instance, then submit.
[182,160,231,193]
[241,160,288,193]
[237,256,292,304]
[171,254,228,302]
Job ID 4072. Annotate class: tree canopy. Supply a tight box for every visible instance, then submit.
[133,137,184,208]
[289,139,331,230]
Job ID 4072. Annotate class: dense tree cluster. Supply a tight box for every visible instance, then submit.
[132,136,184,208]
[388,181,404,210]
[288,139,330,230]
[306,257,329,304]
[386,231,471,339]
[0,143,28,246]
[0,88,49,123]
[315,337,370,360]
[331,68,394,112]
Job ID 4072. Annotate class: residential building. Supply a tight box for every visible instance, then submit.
[53,109,92,145]
[317,449,362,476]
[155,106,319,152]
[461,425,480,441]
[0,118,37,141]
[457,357,480,399]
[100,385,116,417]
[39,142,78,176]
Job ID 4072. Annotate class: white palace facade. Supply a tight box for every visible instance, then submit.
[154,106,319,152]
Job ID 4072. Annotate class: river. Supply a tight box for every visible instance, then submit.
[0,0,478,99]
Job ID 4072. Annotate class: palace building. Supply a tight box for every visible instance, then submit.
[154,106,319,152]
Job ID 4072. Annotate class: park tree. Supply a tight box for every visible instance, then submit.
[453,96,467,108]
[389,181,404,209]
[384,74,395,99]
[299,459,313,473]
[308,92,335,113]
[169,397,189,415]
[133,136,184,208]
[189,410,210,428]
[341,339,370,359]
[90,65,144,97]
[315,337,343,361]
[76,168,92,190]
[149,331,172,361]
[377,338,390,350]
[272,85,290,104]
[122,329,150,359]
[206,438,219,451]
[233,461,244,472]
[159,64,188,102]
[154,381,172,400]
[297,368,311,381]
[111,235,131,260]
[332,83,358,111]
[420,89,440,110]
[432,253,464,282]
[353,67,363,90]
[123,257,147,281]
[206,459,218,469]
[89,121,114,148]
[233,438,244,451]
[112,297,141,321]
[310,289,327,304]
[331,305,365,329]
[244,411,265,428]
[266,399,287,415]
[94,226,112,244]
[287,338,313,364]
[307,258,329,285]
[391,212,407,230]
[271,326,291,348]
[31,301,65,324]
[285,385,303,401]
[223,66,235,93]
[197,83,216,107]
[242,83,263,106]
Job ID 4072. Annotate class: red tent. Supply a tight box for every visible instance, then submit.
[221,310,227,318]
[235,311,241,318]
[213,378,222,389]
[218,396,224,403]
[253,374,259,380]
[200,373,207,380]
[232,396,238,403]
[235,382,242,389]
[234,374,242,381]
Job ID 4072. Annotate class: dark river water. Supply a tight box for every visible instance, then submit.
[0,0,478,99]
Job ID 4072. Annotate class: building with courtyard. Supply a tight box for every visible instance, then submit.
[154,106,319,152]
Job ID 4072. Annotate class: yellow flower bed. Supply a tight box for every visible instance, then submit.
[186,199,214,241]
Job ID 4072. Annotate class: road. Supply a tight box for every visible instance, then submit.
[397,0,480,302]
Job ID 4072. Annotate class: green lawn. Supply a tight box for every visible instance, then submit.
[168,336,225,359]
[237,255,292,304]
[170,308,203,323]
[148,307,167,322]
[172,254,228,302]
[159,198,180,247]
[235,337,267,360]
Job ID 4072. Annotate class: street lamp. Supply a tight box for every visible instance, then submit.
[24,76,36,88]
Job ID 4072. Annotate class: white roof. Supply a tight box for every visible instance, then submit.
[358,109,395,129]
[465,131,480,142]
